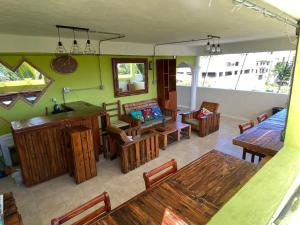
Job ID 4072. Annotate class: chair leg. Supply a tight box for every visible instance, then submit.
[251,154,255,163]
[242,150,246,160]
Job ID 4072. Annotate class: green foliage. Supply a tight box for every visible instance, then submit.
[273,62,292,86]
[0,63,18,81]
[0,62,40,82]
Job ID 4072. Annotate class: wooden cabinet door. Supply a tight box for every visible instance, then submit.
[14,124,67,186]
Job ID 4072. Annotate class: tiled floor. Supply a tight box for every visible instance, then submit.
[0,116,255,225]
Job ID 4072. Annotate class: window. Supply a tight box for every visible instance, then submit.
[176,62,192,86]
[199,50,295,94]
[207,72,216,77]
[0,59,53,108]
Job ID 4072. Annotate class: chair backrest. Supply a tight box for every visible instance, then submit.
[143,159,177,189]
[103,100,121,119]
[200,101,219,113]
[123,99,158,115]
[51,192,111,225]
[106,126,131,144]
[257,113,268,123]
[239,120,254,134]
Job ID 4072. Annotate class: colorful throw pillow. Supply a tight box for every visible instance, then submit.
[142,108,153,121]
[130,110,144,122]
[196,111,206,120]
[152,106,163,119]
[202,107,212,115]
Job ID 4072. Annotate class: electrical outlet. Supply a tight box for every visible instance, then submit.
[51,97,57,103]
[63,87,71,93]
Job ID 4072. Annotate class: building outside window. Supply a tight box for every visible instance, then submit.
[198,50,295,94]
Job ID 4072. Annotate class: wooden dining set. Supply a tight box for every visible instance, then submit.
[233,108,286,163]
[49,108,287,225]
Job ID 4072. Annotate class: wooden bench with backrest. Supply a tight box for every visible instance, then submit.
[51,192,111,225]
[120,99,177,130]
[181,101,220,137]
[257,113,268,123]
[106,126,160,173]
[239,120,265,163]
[143,159,177,189]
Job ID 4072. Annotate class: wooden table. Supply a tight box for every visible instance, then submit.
[233,109,287,156]
[88,150,257,225]
[153,121,191,150]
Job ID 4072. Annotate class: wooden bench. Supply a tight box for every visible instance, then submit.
[120,99,177,129]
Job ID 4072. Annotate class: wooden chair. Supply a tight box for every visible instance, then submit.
[103,100,130,129]
[143,159,177,189]
[239,120,264,163]
[257,113,268,123]
[51,192,111,225]
[106,126,160,173]
[181,101,220,137]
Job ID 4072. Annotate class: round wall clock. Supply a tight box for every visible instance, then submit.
[51,55,78,74]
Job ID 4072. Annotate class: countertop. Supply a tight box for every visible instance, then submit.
[11,101,104,132]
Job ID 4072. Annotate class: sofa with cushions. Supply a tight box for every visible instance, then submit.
[120,99,177,129]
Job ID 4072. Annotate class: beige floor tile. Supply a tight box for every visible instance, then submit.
[0,116,251,225]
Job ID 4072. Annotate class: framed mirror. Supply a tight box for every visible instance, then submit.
[0,59,53,108]
[112,58,148,97]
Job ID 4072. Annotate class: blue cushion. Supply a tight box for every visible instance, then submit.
[152,106,163,119]
[130,110,144,122]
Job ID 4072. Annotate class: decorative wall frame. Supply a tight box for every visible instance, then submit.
[0,58,54,109]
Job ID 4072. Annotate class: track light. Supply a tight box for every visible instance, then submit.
[205,36,222,55]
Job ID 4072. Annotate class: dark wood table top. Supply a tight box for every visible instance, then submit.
[89,150,257,225]
[154,121,190,135]
[233,109,287,156]
[11,101,104,132]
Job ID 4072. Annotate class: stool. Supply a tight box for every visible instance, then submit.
[66,126,97,184]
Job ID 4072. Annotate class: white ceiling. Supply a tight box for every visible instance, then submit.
[0,0,297,44]
[263,0,300,20]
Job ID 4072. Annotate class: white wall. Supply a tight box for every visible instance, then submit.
[177,86,289,120]
[0,34,198,56]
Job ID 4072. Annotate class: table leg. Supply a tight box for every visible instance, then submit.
[162,134,167,150]
[188,125,191,139]
[177,129,181,142]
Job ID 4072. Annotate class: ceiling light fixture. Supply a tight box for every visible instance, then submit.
[55,27,67,54]
[84,30,96,54]
[205,35,222,55]
[70,29,83,54]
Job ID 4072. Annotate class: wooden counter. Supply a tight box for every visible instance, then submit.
[11,101,104,186]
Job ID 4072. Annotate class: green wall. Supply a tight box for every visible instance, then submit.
[0,54,195,135]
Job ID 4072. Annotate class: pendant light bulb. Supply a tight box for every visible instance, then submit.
[84,31,96,55]
[206,41,211,51]
[70,29,82,54]
[55,27,67,54]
